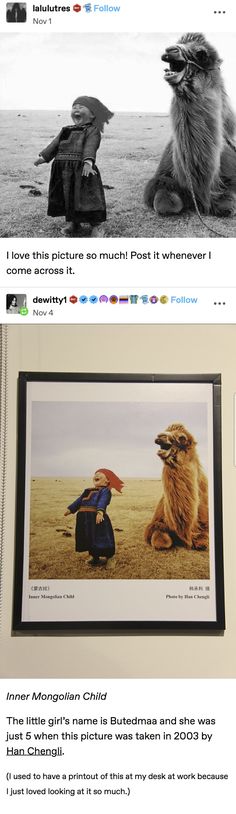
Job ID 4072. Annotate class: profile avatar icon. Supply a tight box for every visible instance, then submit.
[6,3,27,22]
[6,294,27,314]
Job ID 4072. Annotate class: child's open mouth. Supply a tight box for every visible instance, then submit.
[161,48,186,85]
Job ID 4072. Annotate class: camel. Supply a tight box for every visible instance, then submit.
[145,423,209,550]
[144,33,236,218]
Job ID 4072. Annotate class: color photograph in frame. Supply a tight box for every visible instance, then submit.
[13,372,224,631]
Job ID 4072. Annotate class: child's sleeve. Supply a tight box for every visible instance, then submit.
[67,492,84,513]
[39,130,63,163]
[97,488,111,513]
[83,126,101,163]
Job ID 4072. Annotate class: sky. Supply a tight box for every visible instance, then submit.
[31,399,208,478]
[0,32,236,111]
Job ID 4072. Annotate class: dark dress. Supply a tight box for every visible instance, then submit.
[40,123,106,224]
[68,487,115,559]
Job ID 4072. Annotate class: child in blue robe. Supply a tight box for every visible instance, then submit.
[64,469,124,565]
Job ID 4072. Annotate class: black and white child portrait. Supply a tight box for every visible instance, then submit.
[6,293,27,313]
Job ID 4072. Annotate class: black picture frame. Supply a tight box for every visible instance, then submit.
[13,372,225,633]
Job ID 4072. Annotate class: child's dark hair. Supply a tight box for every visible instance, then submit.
[72,96,113,133]
[6,294,17,309]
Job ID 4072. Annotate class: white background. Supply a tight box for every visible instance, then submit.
[0,679,235,813]
[21,380,216,624]
[1,3,236,810]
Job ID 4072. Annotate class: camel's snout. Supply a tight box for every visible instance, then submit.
[155,432,171,458]
[155,433,172,449]
[162,46,185,63]
[161,47,187,86]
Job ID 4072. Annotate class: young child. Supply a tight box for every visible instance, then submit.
[34,96,113,236]
[6,294,18,313]
[64,469,124,566]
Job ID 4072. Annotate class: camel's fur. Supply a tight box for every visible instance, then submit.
[145,423,209,550]
[144,33,236,217]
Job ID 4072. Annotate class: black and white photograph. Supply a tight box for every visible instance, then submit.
[1,31,236,238]
[6,293,27,313]
[6,3,27,23]
[13,372,225,631]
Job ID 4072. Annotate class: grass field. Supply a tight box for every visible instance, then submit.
[29,477,210,581]
[1,110,236,238]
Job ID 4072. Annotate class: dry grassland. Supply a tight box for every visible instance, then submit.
[29,477,210,581]
[1,111,235,238]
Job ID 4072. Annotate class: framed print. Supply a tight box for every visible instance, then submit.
[13,372,225,632]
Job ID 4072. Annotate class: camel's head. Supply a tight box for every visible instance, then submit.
[161,33,221,91]
[155,423,196,466]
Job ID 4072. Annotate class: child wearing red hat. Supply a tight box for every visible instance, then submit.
[64,469,124,566]
[34,96,113,236]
